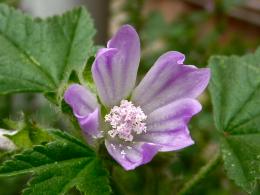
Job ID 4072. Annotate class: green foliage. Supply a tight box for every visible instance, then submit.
[209,48,260,193]
[0,129,111,195]
[0,0,18,7]
[0,4,95,103]
[0,1,259,194]
[141,10,254,71]
[6,125,52,149]
[0,176,29,195]
[123,0,145,33]
[216,0,245,12]
[126,0,259,76]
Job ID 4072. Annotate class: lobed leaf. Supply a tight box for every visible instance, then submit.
[0,4,95,101]
[209,48,260,193]
[0,129,111,195]
[6,125,52,149]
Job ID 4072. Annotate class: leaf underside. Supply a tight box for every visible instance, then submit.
[0,130,111,195]
[209,48,260,193]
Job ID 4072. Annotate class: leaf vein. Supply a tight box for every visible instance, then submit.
[226,83,260,131]
[0,31,57,88]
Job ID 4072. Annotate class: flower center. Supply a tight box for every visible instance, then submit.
[105,100,147,142]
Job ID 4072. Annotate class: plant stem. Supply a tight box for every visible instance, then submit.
[177,150,222,195]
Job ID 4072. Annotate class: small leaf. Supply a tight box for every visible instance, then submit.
[0,4,95,101]
[6,125,52,149]
[209,48,260,193]
[0,129,111,195]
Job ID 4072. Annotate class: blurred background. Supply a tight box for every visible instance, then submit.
[0,0,259,194]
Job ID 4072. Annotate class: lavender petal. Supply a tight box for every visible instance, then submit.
[92,25,140,107]
[136,98,201,151]
[64,84,101,144]
[105,140,160,170]
[131,51,210,114]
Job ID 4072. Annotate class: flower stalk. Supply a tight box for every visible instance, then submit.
[178,150,222,195]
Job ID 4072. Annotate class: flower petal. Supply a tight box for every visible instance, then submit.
[131,51,210,114]
[92,25,140,107]
[78,108,102,145]
[105,140,160,170]
[136,128,194,152]
[64,84,101,144]
[64,84,99,117]
[135,98,201,151]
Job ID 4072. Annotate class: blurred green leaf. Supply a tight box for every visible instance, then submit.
[0,0,18,7]
[141,12,167,43]
[209,48,260,193]
[216,0,245,12]
[0,4,95,103]
[6,125,52,149]
[0,176,29,195]
[0,129,111,195]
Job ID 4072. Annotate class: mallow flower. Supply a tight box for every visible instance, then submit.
[64,25,210,170]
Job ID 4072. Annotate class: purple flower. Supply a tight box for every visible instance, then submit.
[64,25,210,170]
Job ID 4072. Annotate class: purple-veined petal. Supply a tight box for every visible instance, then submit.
[64,84,99,116]
[92,25,140,107]
[131,51,210,114]
[136,128,194,152]
[64,84,102,144]
[135,98,201,151]
[105,140,160,170]
[78,108,101,145]
[92,48,118,107]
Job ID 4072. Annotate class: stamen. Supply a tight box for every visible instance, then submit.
[105,100,147,141]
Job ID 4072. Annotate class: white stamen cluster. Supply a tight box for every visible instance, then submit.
[105,100,147,141]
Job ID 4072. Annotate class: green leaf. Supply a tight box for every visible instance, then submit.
[6,125,52,149]
[209,48,260,193]
[0,130,111,195]
[0,0,18,7]
[0,4,95,101]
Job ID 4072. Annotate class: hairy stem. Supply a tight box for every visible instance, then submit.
[177,150,222,195]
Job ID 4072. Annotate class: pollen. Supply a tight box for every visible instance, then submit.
[105,100,147,141]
